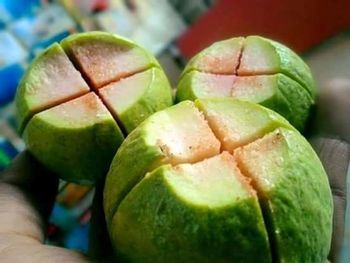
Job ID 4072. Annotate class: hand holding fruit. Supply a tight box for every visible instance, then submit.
[0,33,348,262]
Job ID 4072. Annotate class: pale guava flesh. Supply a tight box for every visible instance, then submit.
[15,43,90,132]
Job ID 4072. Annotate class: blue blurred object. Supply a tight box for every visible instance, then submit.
[9,4,76,50]
[0,137,18,171]
[0,0,41,19]
[30,30,71,58]
[0,63,25,105]
[64,223,90,252]
[0,137,18,158]
[0,30,26,105]
[0,4,12,28]
[50,203,79,231]
[0,30,27,65]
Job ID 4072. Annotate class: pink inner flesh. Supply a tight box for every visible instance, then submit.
[67,40,152,89]
[191,72,235,98]
[39,92,113,128]
[190,72,276,103]
[27,46,90,113]
[98,69,152,117]
[237,37,279,76]
[231,75,277,103]
[192,38,244,74]
[153,102,221,165]
[234,129,287,192]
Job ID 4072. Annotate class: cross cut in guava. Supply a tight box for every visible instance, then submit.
[104,98,332,263]
[15,32,173,184]
[176,36,315,131]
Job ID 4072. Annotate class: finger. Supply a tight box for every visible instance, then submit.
[88,179,115,262]
[1,151,58,223]
[0,233,90,263]
[0,151,58,241]
[310,137,350,263]
[0,152,91,262]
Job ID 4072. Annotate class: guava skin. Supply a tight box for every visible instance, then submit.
[104,99,332,263]
[15,32,173,184]
[176,36,315,131]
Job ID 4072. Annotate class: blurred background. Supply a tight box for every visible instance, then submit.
[0,0,349,261]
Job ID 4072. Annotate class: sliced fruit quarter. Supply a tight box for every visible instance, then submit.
[104,101,221,224]
[99,67,173,133]
[144,101,221,165]
[176,71,235,101]
[183,37,244,75]
[23,93,124,184]
[195,98,290,151]
[238,36,315,96]
[16,43,90,133]
[230,73,314,131]
[231,75,278,103]
[61,32,159,89]
[238,36,279,76]
[234,128,333,262]
[165,152,255,207]
[112,152,271,263]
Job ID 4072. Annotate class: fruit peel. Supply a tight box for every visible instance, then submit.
[23,93,124,184]
[112,161,271,263]
[234,128,332,262]
[104,99,332,262]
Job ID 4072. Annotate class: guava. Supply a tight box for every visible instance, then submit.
[15,32,173,184]
[176,36,315,131]
[104,99,332,263]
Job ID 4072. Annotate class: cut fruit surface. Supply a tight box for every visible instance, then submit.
[23,93,124,184]
[104,101,221,223]
[176,35,316,131]
[112,155,271,263]
[231,75,278,103]
[99,67,173,133]
[165,152,254,207]
[104,99,332,263]
[196,98,289,151]
[16,43,90,132]
[183,37,244,75]
[234,128,332,262]
[238,36,279,75]
[176,71,235,101]
[238,36,315,96]
[144,101,221,165]
[33,93,117,129]
[16,32,173,184]
[61,32,159,89]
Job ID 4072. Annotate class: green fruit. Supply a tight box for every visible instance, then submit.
[104,99,332,263]
[15,32,173,184]
[176,36,315,131]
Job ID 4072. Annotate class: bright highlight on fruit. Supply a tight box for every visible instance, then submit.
[104,99,332,263]
[176,36,315,131]
[15,32,173,184]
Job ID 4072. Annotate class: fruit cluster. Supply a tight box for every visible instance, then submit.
[15,32,332,263]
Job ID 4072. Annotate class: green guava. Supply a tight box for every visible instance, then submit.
[176,36,315,131]
[15,32,173,184]
[104,98,332,263]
